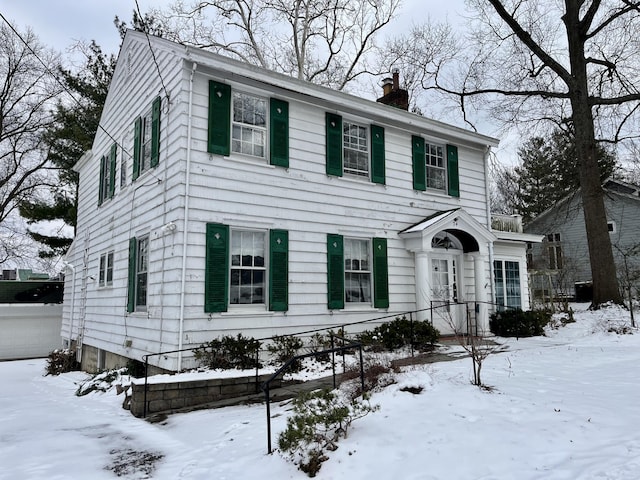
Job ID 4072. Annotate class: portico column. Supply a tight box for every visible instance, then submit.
[415,251,430,321]
[473,253,489,333]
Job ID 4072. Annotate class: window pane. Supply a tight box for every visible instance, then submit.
[425,142,446,191]
[344,238,371,303]
[231,92,266,158]
[136,237,149,308]
[343,121,369,177]
[99,255,106,286]
[230,230,266,305]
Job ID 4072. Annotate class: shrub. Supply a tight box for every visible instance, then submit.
[489,309,551,337]
[45,349,80,376]
[306,333,331,363]
[358,316,439,351]
[268,335,304,372]
[278,389,378,477]
[193,334,261,370]
[76,368,126,396]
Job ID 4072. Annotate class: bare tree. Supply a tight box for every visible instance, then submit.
[149,0,400,90]
[391,0,640,307]
[0,23,62,267]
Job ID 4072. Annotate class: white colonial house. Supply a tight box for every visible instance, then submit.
[62,30,537,373]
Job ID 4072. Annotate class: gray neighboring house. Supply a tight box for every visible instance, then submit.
[523,179,640,301]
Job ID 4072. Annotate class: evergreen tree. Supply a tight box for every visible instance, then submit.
[19,41,116,257]
[495,128,617,224]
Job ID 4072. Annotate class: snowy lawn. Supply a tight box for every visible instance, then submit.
[1,304,639,479]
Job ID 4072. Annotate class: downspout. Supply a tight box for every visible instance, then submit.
[63,261,76,349]
[484,146,496,309]
[177,62,198,370]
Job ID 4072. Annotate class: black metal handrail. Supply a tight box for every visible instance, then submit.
[260,334,364,454]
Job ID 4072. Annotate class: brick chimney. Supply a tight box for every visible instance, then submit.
[376,69,409,110]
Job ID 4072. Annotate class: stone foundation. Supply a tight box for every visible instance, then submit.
[129,374,280,417]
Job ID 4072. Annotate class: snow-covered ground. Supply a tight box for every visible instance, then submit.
[1,304,640,479]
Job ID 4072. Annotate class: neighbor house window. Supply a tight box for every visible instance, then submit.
[98,251,114,287]
[204,224,289,312]
[232,92,267,158]
[230,230,266,305]
[327,234,388,309]
[98,144,117,205]
[133,96,161,181]
[325,112,386,184]
[208,81,289,167]
[343,121,369,177]
[547,233,562,270]
[494,260,521,310]
[127,235,149,312]
[607,221,616,233]
[425,142,446,191]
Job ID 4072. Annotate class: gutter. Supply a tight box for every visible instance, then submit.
[177,62,198,370]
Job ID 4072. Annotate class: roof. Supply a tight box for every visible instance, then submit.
[121,30,499,151]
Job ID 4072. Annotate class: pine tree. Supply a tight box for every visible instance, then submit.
[495,128,617,224]
[19,41,115,258]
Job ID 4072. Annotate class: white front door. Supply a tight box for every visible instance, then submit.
[430,254,465,334]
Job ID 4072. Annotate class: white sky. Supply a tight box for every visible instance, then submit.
[1,304,639,478]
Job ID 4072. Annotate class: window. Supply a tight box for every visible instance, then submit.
[608,221,616,233]
[208,81,289,167]
[98,144,117,205]
[327,234,388,309]
[98,251,114,287]
[120,135,127,187]
[411,136,459,197]
[344,238,372,303]
[343,121,369,177]
[325,112,385,184]
[526,242,533,268]
[127,236,149,312]
[205,224,289,312]
[133,96,161,181]
[230,230,266,305]
[232,92,267,158]
[546,233,562,270]
[425,142,446,190]
[494,260,521,310]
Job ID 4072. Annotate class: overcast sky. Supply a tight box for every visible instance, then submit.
[0,0,467,57]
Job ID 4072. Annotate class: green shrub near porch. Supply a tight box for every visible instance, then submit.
[489,309,552,337]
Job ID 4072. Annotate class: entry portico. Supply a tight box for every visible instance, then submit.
[399,209,497,335]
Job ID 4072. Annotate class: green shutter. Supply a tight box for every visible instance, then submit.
[208,80,231,156]
[205,223,229,313]
[325,112,343,176]
[372,237,389,308]
[127,237,137,313]
[269,229,288,311]
[447,144,460,197]
[109,144,117,198]
[412,135,426,191]
[371,124,385,184]
[327,233,344,310]
[98,155,105,205]
[151,96,161,168]
[133,117,142,180]
[270,98,289,167]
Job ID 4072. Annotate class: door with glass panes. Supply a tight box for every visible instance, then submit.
[430,254,465,333]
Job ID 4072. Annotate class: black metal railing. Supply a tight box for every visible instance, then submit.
[260,334,364,454]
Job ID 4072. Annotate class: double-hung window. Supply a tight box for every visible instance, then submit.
[325,112,385,184]
[494,260,521,310]
[546,233,562,270]
[98,251,114,287]
[230,230,266,305]
[327,234,389,309]
[208,80,289,167]
[232,92,267,158]
[98,144,117,205]
[411,136,459,196]
[205,224,289,312]
[425,142,446,190]
[127,236,149,312]
[343,121,369,177]
[344,238,372,303]
[133,96,161,181]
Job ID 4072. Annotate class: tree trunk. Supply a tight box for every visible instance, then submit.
[565,0,622,307]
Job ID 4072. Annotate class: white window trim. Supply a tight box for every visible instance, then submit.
[342,120,370,179]
[607,221,616,234]
[424,141,447,192]
[98,250,114,288]
[135,236,149,312]
[344,237,373,306]
[230,90,269,161]
[228,228,268,311]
